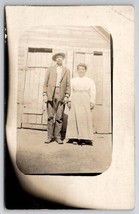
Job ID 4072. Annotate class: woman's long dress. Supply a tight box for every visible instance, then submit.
[66,76,96,140]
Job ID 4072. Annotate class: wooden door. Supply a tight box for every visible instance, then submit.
[73,51,111,133]
[22,48,53,129]
[21,48,111,134]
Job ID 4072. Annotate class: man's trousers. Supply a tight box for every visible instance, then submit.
[47,84,65,140]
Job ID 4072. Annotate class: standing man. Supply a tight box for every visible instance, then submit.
[43,52,71,144]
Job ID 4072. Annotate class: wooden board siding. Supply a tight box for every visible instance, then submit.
[20,26,110,49]
[17,26,112,134]
[73,51,111,133]
[21,50,52,129]
[17,46,28,128]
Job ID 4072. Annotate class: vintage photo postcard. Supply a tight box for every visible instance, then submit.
[16,25,112,175]
[5,5,134,209]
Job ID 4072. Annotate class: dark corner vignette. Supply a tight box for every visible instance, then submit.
[3,9,80,210]
[16,25,113,176]
[4,19,113,208]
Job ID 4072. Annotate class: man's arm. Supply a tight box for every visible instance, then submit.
[43,68,50,95]
[65,69,71,97]
[63,69,71,104]
[90,79,96,110]
[43,68,50,103]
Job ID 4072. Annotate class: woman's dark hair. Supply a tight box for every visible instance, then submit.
[77,63,87,70]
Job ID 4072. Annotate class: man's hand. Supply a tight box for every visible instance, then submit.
[63,96,69,104]
[90,102,95,110]
[67,101,71,109]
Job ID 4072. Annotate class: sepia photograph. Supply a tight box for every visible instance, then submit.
[5,5,134,209]
[16,25,112,174]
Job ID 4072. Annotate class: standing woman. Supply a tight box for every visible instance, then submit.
[66,63,96,145]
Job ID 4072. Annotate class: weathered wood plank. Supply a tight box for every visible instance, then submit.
[66,50,74,78]
[23,108,42,114]
[73,52,85,77]
[36,115,42,124]
[22,114,28,123]
[91,55,103,105]
[28,115,36,124]
[22,123,47,130]
[23,69,31,105]
[19,27,111,133]
[37,68,46,111]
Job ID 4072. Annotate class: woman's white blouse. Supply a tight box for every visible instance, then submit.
[69,76,96,103]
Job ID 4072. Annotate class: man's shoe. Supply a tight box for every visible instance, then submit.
[44,138,52,144]
[56,138,63,144]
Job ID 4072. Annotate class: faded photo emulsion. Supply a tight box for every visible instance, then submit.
[6,6,134,209]
[16,26,112,175]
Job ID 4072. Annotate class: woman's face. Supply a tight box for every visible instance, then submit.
[77,66,86,77]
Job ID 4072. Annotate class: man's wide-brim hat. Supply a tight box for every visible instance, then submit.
[52,52,65,61]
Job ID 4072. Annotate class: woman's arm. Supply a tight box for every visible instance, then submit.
[89,79,96,105]
[67,78,73,108]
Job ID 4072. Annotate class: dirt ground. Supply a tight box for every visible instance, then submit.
[16,129,112,175]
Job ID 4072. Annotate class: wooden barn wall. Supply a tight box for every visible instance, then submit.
[17,46,28,128]
[17,27,111,133]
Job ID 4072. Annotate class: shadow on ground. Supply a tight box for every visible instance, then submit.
[16,129,112,175]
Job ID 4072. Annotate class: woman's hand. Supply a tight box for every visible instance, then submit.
[67,101,71,109]
[90,102,95,110]
[43,95,48,103]
[63,96,69,104]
